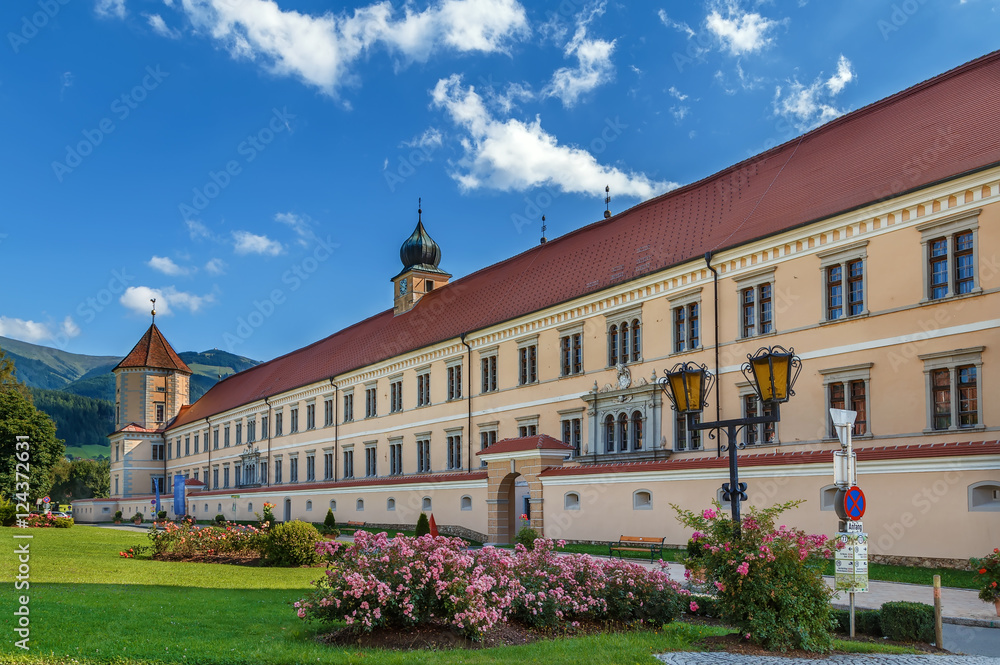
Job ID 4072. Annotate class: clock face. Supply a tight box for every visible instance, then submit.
[399,277,408,295]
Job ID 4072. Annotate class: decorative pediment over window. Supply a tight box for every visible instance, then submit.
[580,368,665,461]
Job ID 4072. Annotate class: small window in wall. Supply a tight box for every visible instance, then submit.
[306,500,313,511]
[102,507,110,513]
[387,497,396,511]
[204,503,208,512]
[460,495,472,511]
[422,496,432,511]
[969,482,1000,511]
[330,500,337,511]
[564,492,580,510]
[217,503,222,513]
[633,490,652,510]
[248,502,253,513]
[356,499,365,512]
[820,485,839,512]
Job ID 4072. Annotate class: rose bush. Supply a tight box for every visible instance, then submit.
[970,548,1000,603]
[146,520,264,558]
[674,500,837,653]
[296,532,687,640]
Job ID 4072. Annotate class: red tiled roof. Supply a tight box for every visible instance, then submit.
[539,440,1000,477]
[477,435,575,455]
[115,323,192,374]
[113,423,162,434]
[171,51,1000,430]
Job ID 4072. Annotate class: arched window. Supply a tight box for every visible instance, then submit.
[204,503,208,512]
[608,325,618,366]
[387,497,396,511]
[617,413,629,452]
[247,502,253,513]
[460,495,472,511]
[564,492,581,510]
[631,318,641,361]
[356,499,364,512]
[217,503,221,513]
[330,500,337,511]
[630,410,643,450]
[620,321,629,363]
[604,414,615,453]
[305,500,313,511]
[422,496,432,511]
[633,490,652,510]
[969,481,1000,511]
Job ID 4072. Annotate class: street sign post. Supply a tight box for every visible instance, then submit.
[843,486,866,521]
[830,408,865,636]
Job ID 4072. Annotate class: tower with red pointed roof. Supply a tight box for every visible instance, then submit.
[109,305,191,499]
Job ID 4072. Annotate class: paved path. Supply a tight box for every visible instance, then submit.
[657,655,1000,665]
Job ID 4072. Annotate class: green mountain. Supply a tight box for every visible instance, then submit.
[0,337,259,453]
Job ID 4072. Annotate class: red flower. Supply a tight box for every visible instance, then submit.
[981,568,988,574]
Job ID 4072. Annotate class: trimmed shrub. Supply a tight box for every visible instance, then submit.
[114,510,123,521]
[832,608,882,637]
[881,601,934,642]
[214,514,226,525]
[415,512,430,537]
[324,508,336,530]
[261,520,321,567]
[133,512,144,523]
[157,510,167,520]
[0,497,15,526]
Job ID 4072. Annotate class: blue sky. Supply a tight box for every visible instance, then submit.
[1,0,998,362]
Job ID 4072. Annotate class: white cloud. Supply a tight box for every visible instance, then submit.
[274,212,317,247]
[431,74,675,199]
[670,105,690,121]
[186,219,218,241]
[490,81,534,113]
[773,57,856,132]
[176,0,529,96]
[0,316,81,344]
[658,10,695,38]
[146,13,182,38]
[402,127,443,150]
[96,0,126,18]
[705,0,783,56]
[120,286,215,316]
[668,86,688,101]
[825,54,854,94]
[148,255,192,276]
[204,258,227,275]
[543,2,615,107]
[232,230,284,255]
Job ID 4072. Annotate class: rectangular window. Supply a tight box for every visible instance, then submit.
[324,398,334,427]
[741,283,773,337]
[213,467,219,489]
[955,232,975,294]
[274,460,282,484]
[932,368,951,430]
[152,443,164,461]
[417,439,431,473]
[958,365,978,427]
[323,452,333,480]
[673,303,700,352]
[175,438,180,458]
[390,442,403,475]
[185,436,190,456]
[560,333,583,375]
[447,365,463,400]
[223,466,230,488]
[417,373,431,407]
[481,355,498,392]
[930,238,949,299]
[480,429,497,467]
[306,403,315,429]
[518,424,538,437]
[676,413,701,451]
[390,379,403,413]
[289,457,299,483]
[290,407,299,433]
[235,423,242,445]
[343,393,354,422]
[826,265,843,320]
[306,455,315,482]
[847,260,864,316]
[343,450,354,478]
[365,387,377,418]
[155,403,165,422]
[275,412,283,436]
[234,466,241,487]
[562,418,582,456]
[366,446,377,477]
[193,434,199,454]
[261,415,268,439]
[447,434,462,469]
[742,394,775,445]
[850,380,867,435]
[519,345,538,384]
[224,426,230,448]
[213,428,219,450]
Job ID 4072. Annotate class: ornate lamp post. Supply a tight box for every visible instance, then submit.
[658,345,802,537]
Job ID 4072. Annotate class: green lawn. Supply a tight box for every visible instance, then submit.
[821,560,979,589]
[63,444,110,460]
[0,527,919,665]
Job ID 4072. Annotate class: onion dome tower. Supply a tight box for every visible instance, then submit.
[392,200,452,315]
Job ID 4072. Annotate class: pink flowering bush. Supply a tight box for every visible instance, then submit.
[21,513,74,528]
[296,532,687,640]
[674,500,837,653]
[146,520,264,558]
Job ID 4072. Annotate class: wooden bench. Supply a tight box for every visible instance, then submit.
[609,535,666,562]
[345,520,365,531]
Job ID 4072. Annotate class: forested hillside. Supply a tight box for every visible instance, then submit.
[30,388,115,449]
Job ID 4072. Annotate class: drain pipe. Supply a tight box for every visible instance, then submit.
[334,381,339,481]
[264,396,272,486]
[460,333,473,473]
[704,251,721,458]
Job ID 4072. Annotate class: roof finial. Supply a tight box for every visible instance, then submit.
[540,215,547,244]
[604,185,611,219]
[150,298,156,322]
[418,197,422,224]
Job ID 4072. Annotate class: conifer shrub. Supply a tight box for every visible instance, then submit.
[322,508,338,536]
[415,512,430,537]
[214,514,226,525]
[0,497,15,526]
[261,520,321,567]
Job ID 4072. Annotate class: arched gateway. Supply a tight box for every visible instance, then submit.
[477,435,574,544]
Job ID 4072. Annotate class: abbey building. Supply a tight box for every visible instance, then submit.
[75,52,1000,563]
